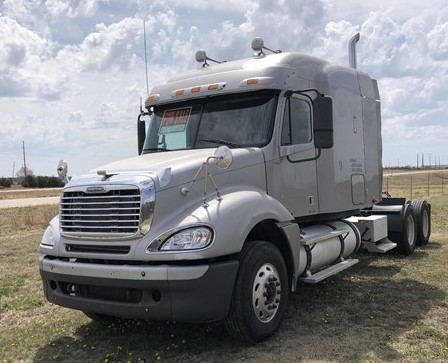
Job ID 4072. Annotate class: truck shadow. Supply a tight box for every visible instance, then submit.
[33,251,445,363]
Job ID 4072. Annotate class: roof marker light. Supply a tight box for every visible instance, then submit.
[171,82,226,98]
[145,94,160,108]
[146,94,159,102]
[240,77,274,88]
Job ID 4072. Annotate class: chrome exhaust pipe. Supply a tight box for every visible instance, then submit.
[348,32,360,69]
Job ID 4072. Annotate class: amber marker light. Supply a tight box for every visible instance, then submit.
[246,78,259,85]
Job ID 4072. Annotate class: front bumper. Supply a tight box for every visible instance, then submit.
[39,256,239,322]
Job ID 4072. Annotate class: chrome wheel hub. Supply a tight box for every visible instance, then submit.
[252,263,281,323]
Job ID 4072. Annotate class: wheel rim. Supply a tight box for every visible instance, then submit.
[421,209,429,238]
[252,263,281,323]
[406,214,415,246]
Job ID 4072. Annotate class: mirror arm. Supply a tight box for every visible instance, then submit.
[285,88,324,99]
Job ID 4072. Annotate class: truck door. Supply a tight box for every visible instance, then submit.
[266,95,319,217]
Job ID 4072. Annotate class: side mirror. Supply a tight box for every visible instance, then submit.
[137,116,146,155]
[313,96,334,149]
[214,146,233,170]
[57,160,68,185]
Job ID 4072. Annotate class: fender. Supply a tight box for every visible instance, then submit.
[135,189,298,261]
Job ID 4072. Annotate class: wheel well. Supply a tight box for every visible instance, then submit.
[245,220,293,287]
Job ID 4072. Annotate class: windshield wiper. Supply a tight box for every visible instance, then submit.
[200,139,241,147]
[143,147,171,152]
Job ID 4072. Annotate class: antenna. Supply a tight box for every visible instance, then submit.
[143,20,149,95]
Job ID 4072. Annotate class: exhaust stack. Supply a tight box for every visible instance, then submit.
[348,32,360,69]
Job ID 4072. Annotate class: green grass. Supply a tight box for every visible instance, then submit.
[0,193,447,362]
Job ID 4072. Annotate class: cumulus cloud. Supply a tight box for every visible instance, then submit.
[56,17,143,72]
[0,15,53,96]
[1,0,448,175]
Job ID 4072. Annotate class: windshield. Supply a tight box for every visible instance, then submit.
[142,90,278,153]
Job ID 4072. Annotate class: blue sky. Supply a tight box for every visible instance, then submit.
[1,0,447,177]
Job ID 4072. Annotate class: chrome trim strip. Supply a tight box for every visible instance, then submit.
[40,257,209,281]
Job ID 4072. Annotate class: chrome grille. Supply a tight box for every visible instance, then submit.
[60,188,141,237]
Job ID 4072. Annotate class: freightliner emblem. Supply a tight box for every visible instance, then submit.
[85,186,107,193]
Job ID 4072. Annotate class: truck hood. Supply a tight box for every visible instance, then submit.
[84,148,265,190]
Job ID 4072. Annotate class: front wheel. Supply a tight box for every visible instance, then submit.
[224,241,288,343]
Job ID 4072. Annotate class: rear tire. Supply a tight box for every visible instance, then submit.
[411,200,431,246]
[224,241,288,343]
[390,205,417,256]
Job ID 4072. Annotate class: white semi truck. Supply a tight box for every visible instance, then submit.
[39,35,431,342]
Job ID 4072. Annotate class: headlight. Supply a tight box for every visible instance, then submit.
[160,227,213,251]
[41,226,55,247]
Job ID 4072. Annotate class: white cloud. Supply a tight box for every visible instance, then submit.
[1,0,448,175]
[56,17,142,72]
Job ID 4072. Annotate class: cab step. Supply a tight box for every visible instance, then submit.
[362,238,397,253]
[300,258,359,284]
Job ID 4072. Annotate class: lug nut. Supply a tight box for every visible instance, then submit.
[276,298,280,303]
[275,282,280,286]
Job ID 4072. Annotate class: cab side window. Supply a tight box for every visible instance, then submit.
[281,97,312,145]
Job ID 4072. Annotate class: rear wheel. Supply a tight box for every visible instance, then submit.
[411,200,431,246]
[390,205,417,256]
[224,241,288,343]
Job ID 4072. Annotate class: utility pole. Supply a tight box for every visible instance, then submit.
[417,153,419,169]
[422,153,424,169]
[22,140,27,177]
[12,161,15,180]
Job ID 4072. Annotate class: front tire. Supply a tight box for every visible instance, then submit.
[224,241,288,343]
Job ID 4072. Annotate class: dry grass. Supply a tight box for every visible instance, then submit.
[0,188,62,200]
[384,169,448,199]
[0,193,447,362]
[0,205,58,234]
